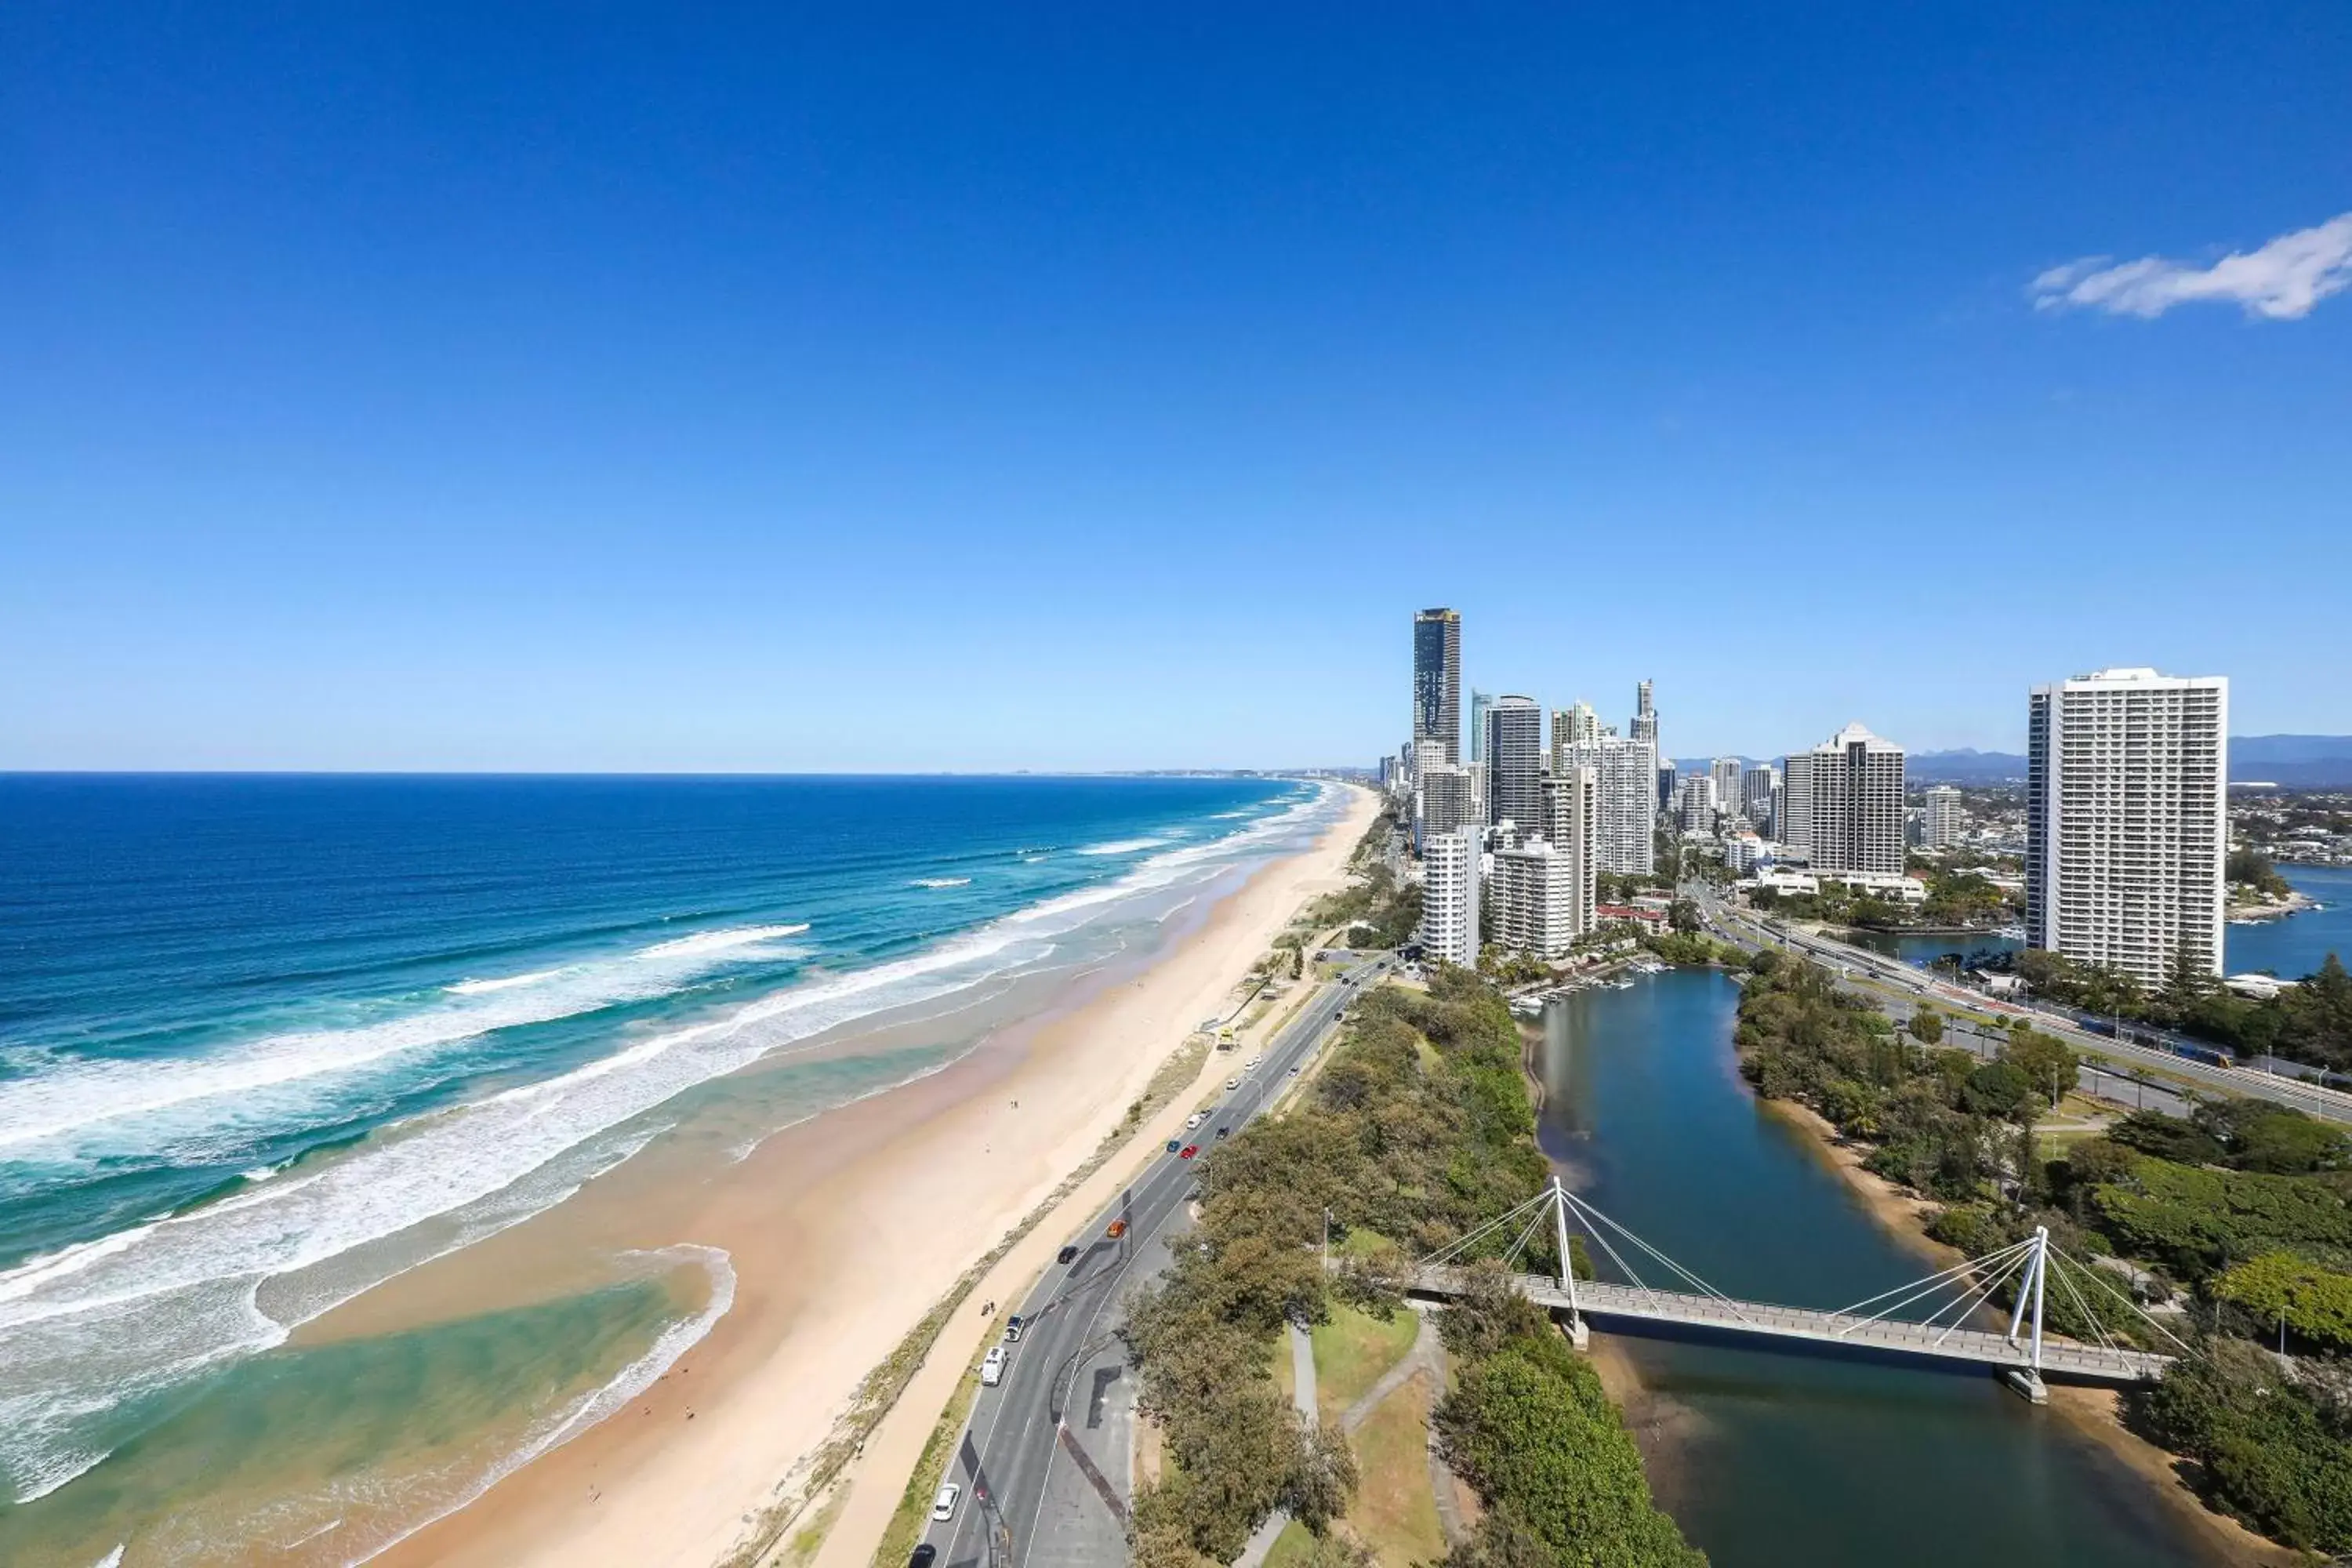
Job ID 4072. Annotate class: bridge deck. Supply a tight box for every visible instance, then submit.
[1410,1266,2171,1385]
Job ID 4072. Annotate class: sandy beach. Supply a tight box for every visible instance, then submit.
[366,783,1378,1568]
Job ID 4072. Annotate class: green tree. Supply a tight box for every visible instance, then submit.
[2001,1030,2079,1109]
[2209,1252,2352,1350]
[1908,1007,1944,1045]
[2280,953,2352,1069]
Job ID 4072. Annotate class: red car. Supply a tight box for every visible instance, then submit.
[1179,1145,1200,1160]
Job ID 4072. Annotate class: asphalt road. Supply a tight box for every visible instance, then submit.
[1701,894,2352,1124]
[920,954,1392,1568]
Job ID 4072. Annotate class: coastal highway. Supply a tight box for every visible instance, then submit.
[923,953,1392,1568]
[1699,892,2352,1125]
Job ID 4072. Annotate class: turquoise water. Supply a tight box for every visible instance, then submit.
[0,774,1340,1556]
[1538,971,2220,1566]
[2227,864,2352,978]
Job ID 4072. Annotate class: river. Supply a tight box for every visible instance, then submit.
[1535,969,2225,1567]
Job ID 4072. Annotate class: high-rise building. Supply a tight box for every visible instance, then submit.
[1483,696,1544,840]
[1657,760,1678,811]
[1417,826,1482,967]
[1742,766,1778,834]
[1542,765,1600,938]
[1551,700,1602,770]
[1493,840,1583,960]
[1415,762,1477,851]
[1922,786,1965,850]
[1631,680,1658,746]
[2027,669,2228,988]
[1468,689,1495,766]
[1412,609,1463,766]
[1778,753,1814,854]
[1806,724,1907,879]
[1563,736,1657,877]
[1675,775,1718,833]
[1710,758,1744,822]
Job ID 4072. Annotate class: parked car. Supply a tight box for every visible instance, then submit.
[1003,1315,1025,1342]
[1224,1077,1240,1092]
[909,1545,937,1568]
[931,1483,961,1523]
[980,1346,1008,1386]
[1056,1244,1079,1265]
[1185,1112,1206,1131]
[1179,1145,1199,1159]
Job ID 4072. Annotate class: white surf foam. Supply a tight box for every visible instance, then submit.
[0,784,1343,1501]
[0,925,813,1157]
[909,877,972,888]
[1076,837,1167,856]
[444,970,561,996]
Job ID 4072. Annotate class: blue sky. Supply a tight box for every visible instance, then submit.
[4,4,2347,771]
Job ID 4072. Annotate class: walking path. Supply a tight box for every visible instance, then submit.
[1231,1323,1319,1567]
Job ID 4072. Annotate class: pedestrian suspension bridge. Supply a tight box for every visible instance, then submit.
[1410,1178,2187,1401]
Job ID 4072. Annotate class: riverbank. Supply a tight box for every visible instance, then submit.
[368,785,1378,1568]
[1742,1025,2303,1566]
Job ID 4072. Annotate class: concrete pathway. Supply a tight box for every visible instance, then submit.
[1332,1308,1468,1551]
[1232,1323,1321,1567]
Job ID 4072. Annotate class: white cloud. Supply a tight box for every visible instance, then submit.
[2031,211,2352,321]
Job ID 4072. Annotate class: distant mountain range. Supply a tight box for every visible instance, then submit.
[1669,738,2352,789]
[1907,736,2352,787]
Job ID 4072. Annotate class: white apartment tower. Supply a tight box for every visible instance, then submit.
[1922,786,1965,850]
[1806,724,1907,878]
[1630,680,1658,746]
[2027,669,2228,989]
[1483,696,1545,841]
[1710,758,1744,822]
[1492,841,1581,960]
[1544,764,1600,936]
[1417,826,1483,968]
[1563,735,1657,877]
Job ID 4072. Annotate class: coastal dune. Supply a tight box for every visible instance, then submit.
[376,785,1377,1568]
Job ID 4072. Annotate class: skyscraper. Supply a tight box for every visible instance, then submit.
[1742,765,1778,834]
[1675,774,1717,833]
[1414,762,1477,851]
[1631,680,1658,747]
[1710,758,1744,822]
[1418,826,1482,967]
[1412,608,1463,766]
[2027,669,2228,988]
[1483,695,1544,840]
[1805,724,1907,879]
[1543,765,1600,938]
[1563,735,1658,877]
[1468,689,1495,765]
[1778,753,1813,853]
[1922,786,1965,850]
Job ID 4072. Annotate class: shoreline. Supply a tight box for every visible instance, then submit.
[1751,1077,2301,1566]
[368,784,1378,1568]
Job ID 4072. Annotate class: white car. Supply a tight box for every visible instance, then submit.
[1185,1112,1206,1131]
[931,1482,961,1522]
[981,1346,1008,1386]
[1246,1055,1263,1069]
[1224,1077,1240,1092]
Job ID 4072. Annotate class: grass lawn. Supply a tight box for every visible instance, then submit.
[1311,1302,1421,1425]
[1264,1519,1321,1566]
[1269,1326,1295,1406]
[1346,1369,1447,1566]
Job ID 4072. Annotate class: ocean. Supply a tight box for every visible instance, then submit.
[0,773,1339,1564]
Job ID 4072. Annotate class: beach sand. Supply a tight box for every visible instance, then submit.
[368,784,1378,1568]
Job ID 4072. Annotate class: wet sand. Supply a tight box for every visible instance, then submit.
[364,785,1377,1568]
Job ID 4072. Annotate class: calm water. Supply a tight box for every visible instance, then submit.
[1853,865,2346,980]
[0,774,1339,1563]
[1537,971,2219,1568]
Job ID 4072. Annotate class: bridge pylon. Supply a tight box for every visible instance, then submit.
[1548,1176,1588,1349]
[2001,1225,2052,1403]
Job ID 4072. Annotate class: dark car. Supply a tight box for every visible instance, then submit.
[909,1545,937,1567]
[1004,1315,1025,1342]
[1056,1244,1079,1265]
[1166,1138,1181,1152]
[1215,1127,1230,1140]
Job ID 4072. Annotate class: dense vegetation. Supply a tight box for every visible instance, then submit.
[1736,949,2352,1552]
[2013,946,2352,1069]
[1429,1267,1705,1568]
[1123,968,1699,1565]
[1748,866,2012,931]
[2227,848,2295,899]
